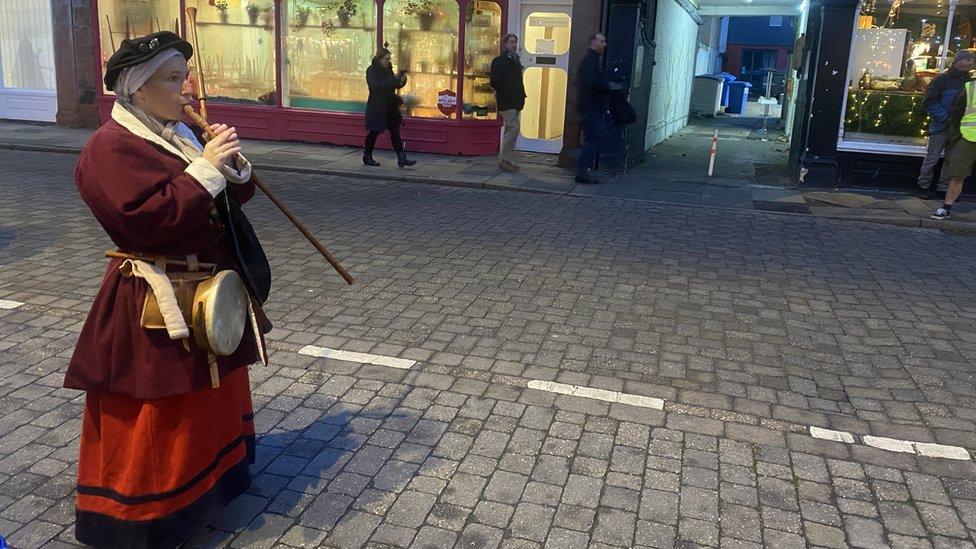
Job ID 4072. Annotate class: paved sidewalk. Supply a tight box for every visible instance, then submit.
[2,119,975,234]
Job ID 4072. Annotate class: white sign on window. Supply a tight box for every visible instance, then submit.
[535,39,556,54]
[529,16,569,28]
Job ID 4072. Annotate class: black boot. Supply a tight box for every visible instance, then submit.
[397,152,417,168]
[363,154,380,166]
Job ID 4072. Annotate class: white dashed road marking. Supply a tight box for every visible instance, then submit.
[2,296,971,464]
[298,345,416,370]
[863,435,916,454]
[809,426,856,444]
[526,380,665,410]
[810,427,972,461]
[293,345,976,462]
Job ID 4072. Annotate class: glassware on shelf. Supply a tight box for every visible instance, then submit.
[284,0,375,110]
[462,1,501,119]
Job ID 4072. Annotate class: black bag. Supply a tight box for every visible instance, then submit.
[610,90,637,125]
[218,191,272,303]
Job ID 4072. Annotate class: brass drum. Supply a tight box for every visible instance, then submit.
[191,270,248,356]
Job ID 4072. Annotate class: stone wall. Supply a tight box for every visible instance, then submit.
[556,0,603,168]
[644,0,697,148]
[695,16,722,76]
[52,0,98,128]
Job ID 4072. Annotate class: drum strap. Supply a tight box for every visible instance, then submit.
[119,259,190,340]
[247,295,268,366]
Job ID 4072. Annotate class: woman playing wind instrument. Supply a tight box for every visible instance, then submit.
[67,31,270,547]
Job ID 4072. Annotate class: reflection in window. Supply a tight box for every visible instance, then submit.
[184,0,277,105]
[950,3,976,52]
[1,0,56,90]
[521,67,566,139]
[283,0,376,111]
[524,12,571,55]
[97,0,180,92]
[383,0,459,118]
[462,1,501,120]
[843,0,946,145]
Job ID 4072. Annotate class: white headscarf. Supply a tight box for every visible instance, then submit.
[114,49,204,160]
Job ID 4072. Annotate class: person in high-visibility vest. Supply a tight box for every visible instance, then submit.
[933,61,976,220]
[918,51,973,196]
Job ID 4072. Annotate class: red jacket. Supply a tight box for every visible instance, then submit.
[66,118,267,399]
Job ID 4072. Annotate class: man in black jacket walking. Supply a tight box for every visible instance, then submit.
[576,33,609,184]
[491,34,527,172]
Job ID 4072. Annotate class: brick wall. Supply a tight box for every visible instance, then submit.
[644,0,697,148]
[52,0,98,128]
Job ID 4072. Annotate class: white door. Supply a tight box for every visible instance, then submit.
[515,4,572,153]
[0,0,58,122]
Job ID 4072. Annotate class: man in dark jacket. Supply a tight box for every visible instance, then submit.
[917,50,974,194]
[491,33,527,172]
[575,33,609,184]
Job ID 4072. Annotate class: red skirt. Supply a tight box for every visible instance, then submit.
[75,367,255,548]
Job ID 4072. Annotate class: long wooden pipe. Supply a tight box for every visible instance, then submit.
[184,7,207,120]
[182,6,353,285]
[184,105,357,285]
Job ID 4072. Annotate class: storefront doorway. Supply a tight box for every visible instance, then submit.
[516,2,572,153]
[0,0,57,122]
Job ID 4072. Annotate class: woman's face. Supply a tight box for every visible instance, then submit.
[381,54,392,68]
[132,56,193,122]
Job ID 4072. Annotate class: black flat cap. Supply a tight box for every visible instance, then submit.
[104,31,193,91]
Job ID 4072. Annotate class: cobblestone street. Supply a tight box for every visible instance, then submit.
[4,148,976,548]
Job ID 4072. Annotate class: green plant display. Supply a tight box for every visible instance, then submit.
[403,0,441,16]
[323,0,357,16]
[844,90,930,137]
[293,5,312,28]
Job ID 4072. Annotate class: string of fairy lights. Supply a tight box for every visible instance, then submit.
[846,88,932,136]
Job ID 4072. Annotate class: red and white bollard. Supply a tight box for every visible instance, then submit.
[707,129,719,177]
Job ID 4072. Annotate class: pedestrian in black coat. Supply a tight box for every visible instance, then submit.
[363,48,416,167]
[575,33,609,184]
[490,33,527,172]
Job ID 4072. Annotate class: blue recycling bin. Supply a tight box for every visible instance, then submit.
[726,81,752,114]
[715,72,736,106]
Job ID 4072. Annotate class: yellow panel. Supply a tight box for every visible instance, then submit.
[521,67,566,140]
[523,12,571,55]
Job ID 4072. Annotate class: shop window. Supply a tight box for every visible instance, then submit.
[842,0,947,146]
[283,0,376,111]
[949,2,976,52]
[184,0,277,105]
[521,66,566,139]
[383,0,460,118]
[524,12,570,55]
[462,1,501,120]
[96,0,181,92]
[1,0,56,90]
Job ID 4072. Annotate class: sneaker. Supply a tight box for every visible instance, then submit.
[500,161,517,173]
[575,175,600,184]
[931,207,951,220]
